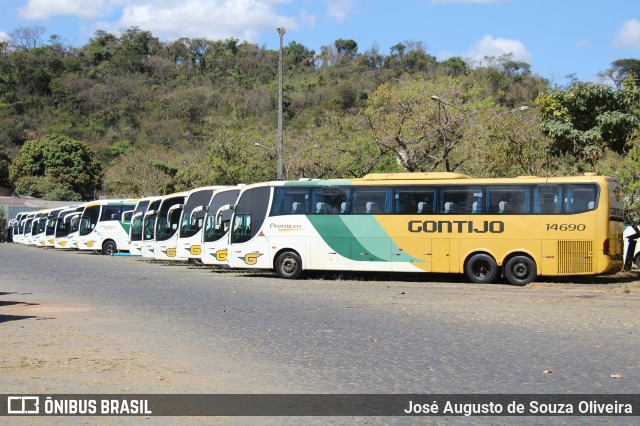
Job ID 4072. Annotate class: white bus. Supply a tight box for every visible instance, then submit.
[77,199,138,255]
[11,212,29,244]
[141,198,163,259]
[129,196,162,256]
[43,207,70,247]
[200,186,243,266]
[54,205,85,249]
[24,210,47,246]
[176,185,226,262]
[154,192,188,261]
[33,208,53,247]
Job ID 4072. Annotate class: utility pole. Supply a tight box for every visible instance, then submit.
[277,27,285,180]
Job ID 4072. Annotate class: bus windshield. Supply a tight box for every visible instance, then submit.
[79,205,100,236]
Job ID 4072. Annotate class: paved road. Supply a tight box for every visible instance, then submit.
[1,243,639,421]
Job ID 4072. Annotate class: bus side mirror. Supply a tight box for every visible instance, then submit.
[121,210,134,224]
[190,205,206,225]
[166,204,184,223]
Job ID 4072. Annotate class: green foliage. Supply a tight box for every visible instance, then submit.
[9,134,102,199]
[365,75,494,172]
[0,204,6,242]
[206,122,274,184]
[0,145,11,186]
[602,59,640,87]
[13,175,82,200]
[2,23,640,215]
[536,82,640,170]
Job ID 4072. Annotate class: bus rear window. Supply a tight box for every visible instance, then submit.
[564,184,598,213]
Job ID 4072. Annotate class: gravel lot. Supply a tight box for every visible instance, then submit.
[1,243,638,424]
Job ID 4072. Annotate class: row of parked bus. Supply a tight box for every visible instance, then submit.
[7,172,627,286]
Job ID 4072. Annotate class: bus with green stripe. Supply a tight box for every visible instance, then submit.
[77,199,138,255]
[226,173,623,286]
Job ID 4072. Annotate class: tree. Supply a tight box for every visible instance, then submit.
[206,122,274,184]
[0,146,11,187]
[470,107,552,177]
[365,76,494,172]
[9,134,102,199]
[291,110,398,179]
[601,59,640,87]
[10,26,46,50]
[334,39,358,60]
[536,81,640,170]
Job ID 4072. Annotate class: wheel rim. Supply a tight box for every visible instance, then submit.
[473,260,491,278]
[512,261,529,279]
[281,256,297,274]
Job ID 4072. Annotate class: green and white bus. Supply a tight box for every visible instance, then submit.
[77,199,138,255]
[176,185,226,262]
[200,186,243,266]
[129,196,162,256]
[227,173,623,285]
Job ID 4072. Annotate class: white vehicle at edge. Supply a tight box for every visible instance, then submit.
[77,199,138,255]
[176,186,226,262]
[11,212,28,244]
[624,225,640,268]
[153,192,188,261]
[129,196,162,256]
[200,186,243,266]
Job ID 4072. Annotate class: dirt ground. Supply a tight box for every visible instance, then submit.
[2,270,639,394]
[1,267,639,424]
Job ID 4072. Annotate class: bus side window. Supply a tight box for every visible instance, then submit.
[393,187,435,214]
[534,185,562,214]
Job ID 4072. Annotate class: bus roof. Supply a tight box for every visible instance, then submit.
[82,199,139,208]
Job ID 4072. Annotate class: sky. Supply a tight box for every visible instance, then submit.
[0,0,639,85]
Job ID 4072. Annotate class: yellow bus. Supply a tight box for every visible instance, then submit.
[227,173,624,286]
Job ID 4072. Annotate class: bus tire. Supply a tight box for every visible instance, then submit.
[504,255,537,286]
[102,240,117,256]
[275,251,303,279]
[465,253,498,284]
[634,253,640,269]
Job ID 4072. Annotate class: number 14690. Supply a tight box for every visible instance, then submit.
[545,224,586,231]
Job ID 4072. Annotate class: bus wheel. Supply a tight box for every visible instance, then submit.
[102,240,117,256]
[275,251,302,279]
[634,254,640,269]
[504,255,537,286]
[465,254,498,284]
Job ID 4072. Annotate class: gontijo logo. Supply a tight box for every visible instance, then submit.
[240,252,262,265]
